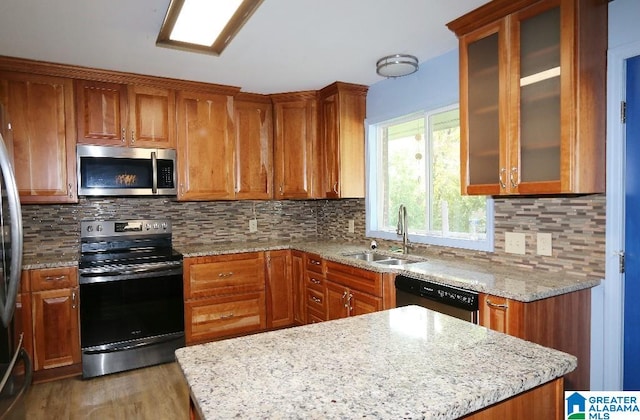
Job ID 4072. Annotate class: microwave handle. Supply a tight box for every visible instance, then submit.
[151,151,158,194]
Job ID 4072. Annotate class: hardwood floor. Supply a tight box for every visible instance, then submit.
[22,363,189,419]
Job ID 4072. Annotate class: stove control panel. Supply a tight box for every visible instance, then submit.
[81,219,172,238]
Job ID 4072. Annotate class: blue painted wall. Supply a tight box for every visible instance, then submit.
[609,0,640,49]
[366,49,459,123]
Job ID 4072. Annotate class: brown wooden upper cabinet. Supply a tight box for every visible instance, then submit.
[447,0,607,195]
[0,71,77,203]
[175,90,236,200]
[234,93,273,200]
[318,82,368,199]
[272,91,321,199]
[76,80,176,148]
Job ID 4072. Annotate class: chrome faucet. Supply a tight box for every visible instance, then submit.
[396,204,411,254]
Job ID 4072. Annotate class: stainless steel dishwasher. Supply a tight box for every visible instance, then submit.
[395,275,479,323]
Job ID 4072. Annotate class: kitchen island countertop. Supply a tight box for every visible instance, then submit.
[176,305,576,419]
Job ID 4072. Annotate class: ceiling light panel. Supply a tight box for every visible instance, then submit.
[157,0,263,56]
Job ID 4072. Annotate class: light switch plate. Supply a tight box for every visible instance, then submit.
[537,232,553,256]
[505,232,526,255]
[249,219,258,233]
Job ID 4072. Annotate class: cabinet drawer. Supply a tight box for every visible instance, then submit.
[30,266,78,291]
[185,253,265,299]
[306,287,325,314]
[305,271,324,292]
[306,308,325,324]
[325,261,382,296]
[304,253,324,274]
[185,292,266,344]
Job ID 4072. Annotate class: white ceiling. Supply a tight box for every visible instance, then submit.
[0,0,488,94]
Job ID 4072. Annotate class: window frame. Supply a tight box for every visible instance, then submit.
[365,104,495,252]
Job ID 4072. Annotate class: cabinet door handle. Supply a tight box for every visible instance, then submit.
[333,181,339,194]
[68,183,73,198]
[131,130,135,144]
[498,168,507,190]
[309,259,321,266]
[311,296,322,304]
[71,291,77,309]
[218,272,234,278]
[342,290,348,305]
[509,167,519,188]
[219,313,234,320]
[309,277,321,285]
[44,275,66,282]
[121,128,125,142]
[485,299,508,310]
[347,293,353,311]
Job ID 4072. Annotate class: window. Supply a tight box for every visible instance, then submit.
[366,105,494,251]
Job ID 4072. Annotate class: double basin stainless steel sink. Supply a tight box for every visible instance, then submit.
[342,252,417,266]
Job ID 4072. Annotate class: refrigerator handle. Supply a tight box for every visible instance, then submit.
[0,132,22,328]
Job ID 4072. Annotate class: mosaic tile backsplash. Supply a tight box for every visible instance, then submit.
[22,194,605,279]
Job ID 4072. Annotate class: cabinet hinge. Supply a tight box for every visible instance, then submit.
[619,251,625,274]
[622,101,627,124]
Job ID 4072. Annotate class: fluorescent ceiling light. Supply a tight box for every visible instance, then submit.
[157,0,263,56]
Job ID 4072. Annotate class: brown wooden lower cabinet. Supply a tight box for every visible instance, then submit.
[185,292,266,344]
[183,253,267,345]
[462,378,563,419]
[479,289,591,391]
[32,287,80,371]
[326,280,381,321]
[265,250,294,329]
[325,261,383,321]
[291,251,305,324]
[27,266,81,381]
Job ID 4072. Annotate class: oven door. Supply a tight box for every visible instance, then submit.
[79,269,184,350]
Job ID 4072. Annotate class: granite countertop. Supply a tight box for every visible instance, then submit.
[177,240,601,302]
[176,305,576,420]
[21,239,600,302]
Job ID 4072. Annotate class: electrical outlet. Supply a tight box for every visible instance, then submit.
[505,232,526,255]
[537,232,553,256]
[348,219,355,233]
[249,219,258,233]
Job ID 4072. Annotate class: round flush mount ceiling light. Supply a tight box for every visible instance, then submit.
[376,54,419,78]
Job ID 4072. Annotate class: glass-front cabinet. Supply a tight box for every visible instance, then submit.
[449,0,607,196]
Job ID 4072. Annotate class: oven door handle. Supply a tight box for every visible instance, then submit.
[83,333,183,354]
[79,266,183,284]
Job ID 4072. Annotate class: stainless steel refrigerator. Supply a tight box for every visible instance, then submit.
[0,105,31,419]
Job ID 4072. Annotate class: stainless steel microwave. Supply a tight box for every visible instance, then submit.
[77,145,177,197]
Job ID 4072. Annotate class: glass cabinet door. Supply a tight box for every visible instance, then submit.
[514,3,561,191]
[463,23,504,195]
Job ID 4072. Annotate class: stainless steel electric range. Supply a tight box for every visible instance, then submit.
[78,219,184,378]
